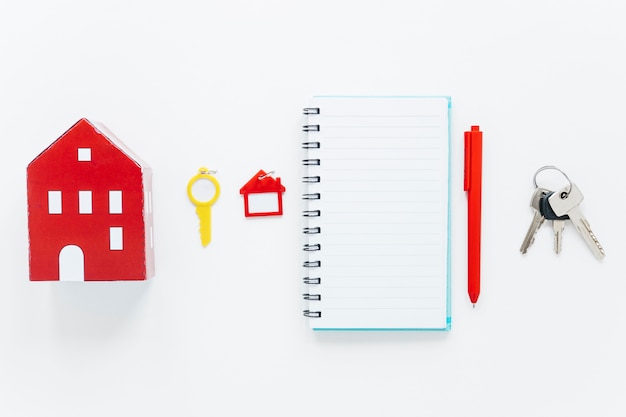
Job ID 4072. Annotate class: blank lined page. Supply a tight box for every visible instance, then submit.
[303,96,451,330]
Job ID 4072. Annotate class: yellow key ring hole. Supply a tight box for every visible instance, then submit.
[187,167,220,206]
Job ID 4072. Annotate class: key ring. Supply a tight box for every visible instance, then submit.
[258,170,275,180]
[187,167,220,206]
[533,165,572,197]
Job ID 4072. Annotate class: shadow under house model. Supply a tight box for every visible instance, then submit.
[27,118,155,281]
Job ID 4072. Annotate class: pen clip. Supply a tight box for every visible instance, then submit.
[464,126,482,192]
[464,131,471,191]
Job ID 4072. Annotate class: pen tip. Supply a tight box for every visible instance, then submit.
[472,303,476,309]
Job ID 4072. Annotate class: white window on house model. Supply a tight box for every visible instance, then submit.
[79,191,92,214]
[77,148,92,162]
[110,227,123,250]
[109,191,122,214]
[48,191,62,214]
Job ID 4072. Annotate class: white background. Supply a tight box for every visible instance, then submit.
[1,1,625,416]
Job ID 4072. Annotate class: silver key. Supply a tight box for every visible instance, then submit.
[538,190,569,254]
[520,187,548,254]
[548,183,605,260]
[552,219,565,254]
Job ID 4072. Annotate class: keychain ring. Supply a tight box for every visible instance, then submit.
[258,170,275,180]
[187,167,220,206]
[533,165,572,196]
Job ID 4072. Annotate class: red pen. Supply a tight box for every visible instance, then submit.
[464,126,482,306]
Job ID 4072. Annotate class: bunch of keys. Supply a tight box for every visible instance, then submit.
[520,166,605,260]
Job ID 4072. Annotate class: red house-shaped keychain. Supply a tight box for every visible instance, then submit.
[26,118,155,281]
[239,170,286,217]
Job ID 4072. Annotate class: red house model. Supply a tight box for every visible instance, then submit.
[27,118,155,281]
[239,170,286,217]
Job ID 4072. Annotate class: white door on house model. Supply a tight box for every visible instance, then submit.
[59,245,85,281]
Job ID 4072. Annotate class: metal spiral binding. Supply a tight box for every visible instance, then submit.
[303,107,322,319]
[303,243,321,251]
[303,277,321,284]
[303,293,321,301]
[303,310,321,318]
[302,193,320,200]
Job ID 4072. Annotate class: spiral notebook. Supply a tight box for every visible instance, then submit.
[301,96,451,331]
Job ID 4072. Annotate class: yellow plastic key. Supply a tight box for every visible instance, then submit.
[187,167,220,246]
